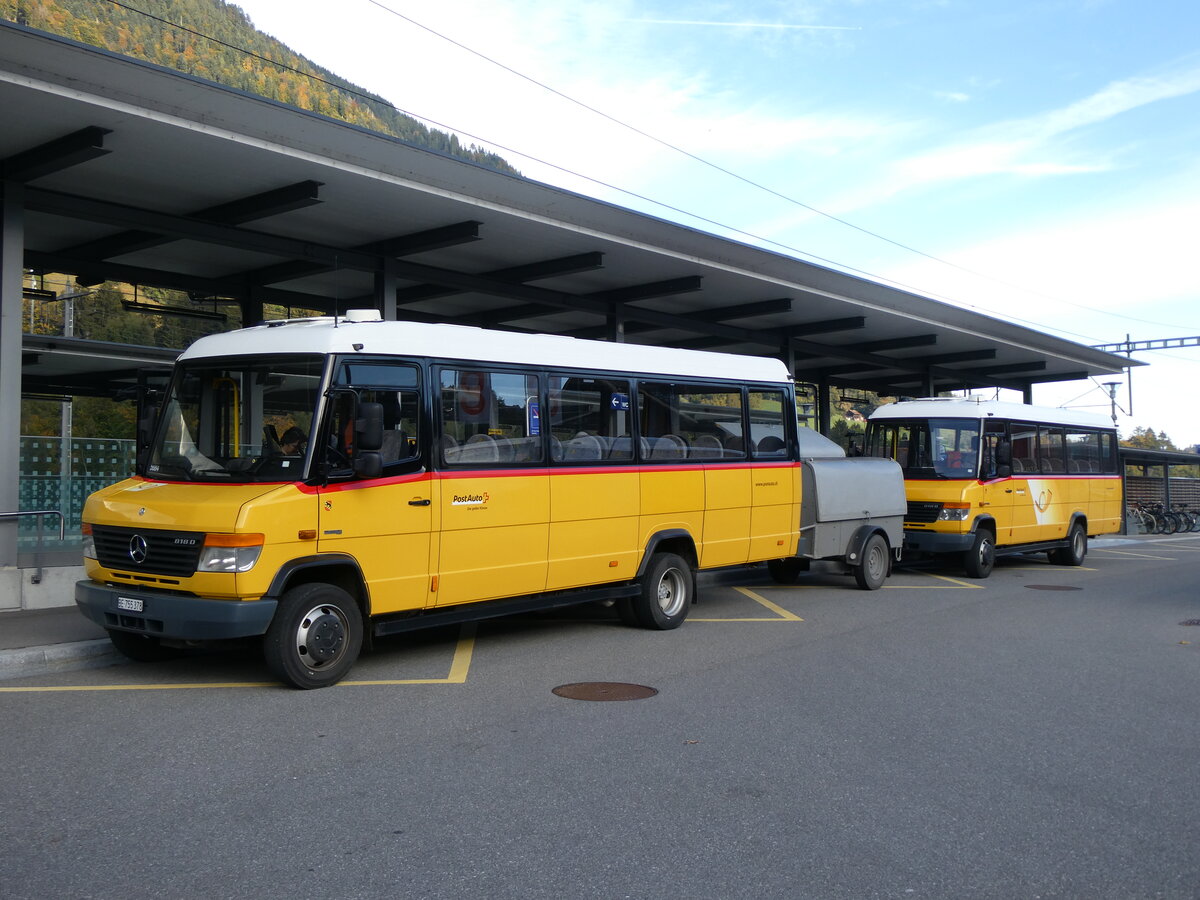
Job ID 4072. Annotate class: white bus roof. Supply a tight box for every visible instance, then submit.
[869,397,1114,430]
[179,310,793,384]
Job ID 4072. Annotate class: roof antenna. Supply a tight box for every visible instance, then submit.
[333,254,341,327]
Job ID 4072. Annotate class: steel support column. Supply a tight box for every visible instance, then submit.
[606,304,625,343]
[0,184,24,566]
[377,257,397,320]
[818,381,832,437]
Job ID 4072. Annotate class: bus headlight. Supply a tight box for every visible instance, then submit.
[937,503,971,521]
[81,523,96,559]
[197,533,265,573]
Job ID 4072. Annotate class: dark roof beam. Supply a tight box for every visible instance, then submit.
[959,361,1048,376]
[57,180,325,262]
[562,297,790,341]
[920,349,997,365]
[856,334,938,353]
[365,220,482,258]
[786,316,867,337]
[1,126,111,182]
[468,276,703,329]
[395,251,604,305]
[26,186,380,270]
[241,221,487,291]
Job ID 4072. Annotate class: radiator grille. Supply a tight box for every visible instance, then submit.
[905,501,942,524]
[93,525,204,577]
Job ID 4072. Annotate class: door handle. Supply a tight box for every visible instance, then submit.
[408,498,431,506]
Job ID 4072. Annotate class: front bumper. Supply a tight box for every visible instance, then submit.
[75,580,278,641]
[902,528,976,554]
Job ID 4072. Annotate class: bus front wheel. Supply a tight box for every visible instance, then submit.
[962,528,995,579]
[264,583,363,689]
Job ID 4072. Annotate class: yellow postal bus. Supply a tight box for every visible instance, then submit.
[865,398,1122,577]
[77,311,902,687]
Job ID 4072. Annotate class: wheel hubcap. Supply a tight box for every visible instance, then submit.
[657,569,686,617]
[295,604,347,667]
[868,545,886,578]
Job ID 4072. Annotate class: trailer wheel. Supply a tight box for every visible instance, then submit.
[853,533,889,590]
[264,583,363,689]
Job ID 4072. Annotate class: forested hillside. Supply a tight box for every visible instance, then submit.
[4,0,520,175]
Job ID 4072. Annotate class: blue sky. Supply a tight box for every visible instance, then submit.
[230,0,1200,447]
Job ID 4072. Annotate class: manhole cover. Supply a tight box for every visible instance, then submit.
[1180,619,1200,627]
[1025,585,1083,591]
[552,682,658,701]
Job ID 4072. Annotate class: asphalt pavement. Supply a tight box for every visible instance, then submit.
[2,531,1198,899]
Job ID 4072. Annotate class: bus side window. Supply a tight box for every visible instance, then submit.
[440,369,541,466]
[336,361,421,469]
[1038,426,1066,474]
[1098,432,1118,474]
[1011,424,1037,474]
[1066,430,1100,473]
[547,375,632,462]
[749,390,788,458]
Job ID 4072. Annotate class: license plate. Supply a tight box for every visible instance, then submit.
[116,596,144,613]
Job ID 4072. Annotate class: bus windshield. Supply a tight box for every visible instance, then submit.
[865,417,981,480]
[146,355,325,482]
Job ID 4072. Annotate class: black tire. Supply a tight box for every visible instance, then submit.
[106,628,179,662]
[854,533,890,590]
[962,528,995,579]
[624,552,693,630]
[767,557,809,585]
[263,583,363,689]
[1049,522,1087,566]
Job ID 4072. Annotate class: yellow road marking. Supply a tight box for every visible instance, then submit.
[890,569,984,589]
[690,586,804,622]
[345,623,476,686]
[1092,548,1175,560]
[1003,565,1098,572]
[0,624,478,693]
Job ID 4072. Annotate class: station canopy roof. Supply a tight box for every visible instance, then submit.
[1,22,1137,400]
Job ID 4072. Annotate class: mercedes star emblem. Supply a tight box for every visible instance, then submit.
[128,534,149,565]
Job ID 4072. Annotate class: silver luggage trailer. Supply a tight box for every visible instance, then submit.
[769,429,907,590]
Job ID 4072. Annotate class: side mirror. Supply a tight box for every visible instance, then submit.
[356,402,384,452]
[354,451,382,479]
[996,440,1012,466]
[995,464,1012,479]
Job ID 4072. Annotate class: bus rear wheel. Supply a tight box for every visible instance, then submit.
[962,528,995,579]
[767,557,809,585]
[622,552,693,630]
[264,583,363,689]
[1049,522,1087,566]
